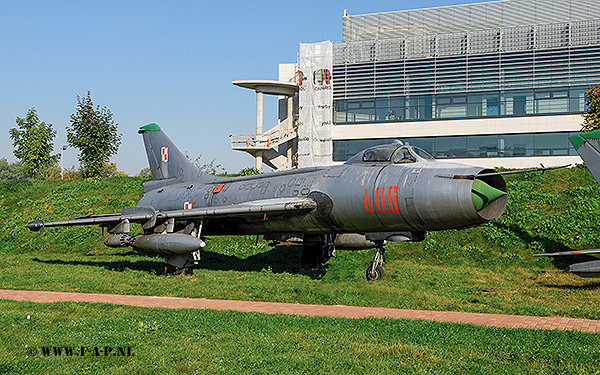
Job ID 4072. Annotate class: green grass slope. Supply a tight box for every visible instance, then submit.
[1,166,599,319]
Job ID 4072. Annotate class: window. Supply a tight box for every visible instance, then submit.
[435,136,467,158]
[363,145,399,162]
[534,133,569,156]
[468,135,499,158]
[500,134,534,157]
[334,132,574,162]
[411,147,435,161]
[392,147,416,163]
[332,86,589,124]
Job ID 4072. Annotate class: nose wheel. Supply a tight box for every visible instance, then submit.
[366,242,386,282]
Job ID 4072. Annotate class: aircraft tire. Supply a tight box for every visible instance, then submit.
[366,264,385,282]
[301,245,321,271]
[184,268,194,276]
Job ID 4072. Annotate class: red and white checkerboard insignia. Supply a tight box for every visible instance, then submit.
[184,201,193,210]
[161,146,169,163]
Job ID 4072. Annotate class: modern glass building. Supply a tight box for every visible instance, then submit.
[330,0,600,167]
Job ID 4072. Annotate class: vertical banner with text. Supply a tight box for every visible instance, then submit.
[298,41,333,167]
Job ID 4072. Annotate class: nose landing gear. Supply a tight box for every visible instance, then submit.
[366,242,386,282]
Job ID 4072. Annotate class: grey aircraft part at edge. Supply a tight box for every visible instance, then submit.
[27,123,559,280]
[569,130,600,185]
[533,129,600,278]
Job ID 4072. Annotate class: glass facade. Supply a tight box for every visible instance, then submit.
[333,87,587,123]
[333,132,581,162]
[333,15,600,125]
[328,1,596,163]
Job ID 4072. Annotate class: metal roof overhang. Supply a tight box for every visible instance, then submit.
[233,80,299,97]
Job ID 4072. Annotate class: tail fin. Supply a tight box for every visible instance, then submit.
[138,123,209,184]
[570,130,600,185]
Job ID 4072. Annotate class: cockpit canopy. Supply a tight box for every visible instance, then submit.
[345,141,435,165]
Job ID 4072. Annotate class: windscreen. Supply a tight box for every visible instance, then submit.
[362,145,399,162]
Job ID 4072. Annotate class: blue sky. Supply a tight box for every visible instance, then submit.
[0,0,475,175]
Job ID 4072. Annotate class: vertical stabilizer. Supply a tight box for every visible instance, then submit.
[569,130,600,185]
[138,123,209,183]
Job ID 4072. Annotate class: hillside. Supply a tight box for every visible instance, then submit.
[0,166,599,319]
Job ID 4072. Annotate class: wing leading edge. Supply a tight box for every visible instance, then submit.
[26,197,317,232]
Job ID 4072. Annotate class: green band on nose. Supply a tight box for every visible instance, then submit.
[472,179,506,211]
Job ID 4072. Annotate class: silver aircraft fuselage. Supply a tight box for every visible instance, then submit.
[138,160,506,237]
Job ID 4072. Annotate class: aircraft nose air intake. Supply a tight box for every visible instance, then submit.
[471,179,507,211]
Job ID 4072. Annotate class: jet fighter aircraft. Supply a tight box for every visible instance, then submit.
[534,129,600,278]
[28,123,520,280]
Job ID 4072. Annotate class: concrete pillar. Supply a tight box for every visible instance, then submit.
[286,140,293,169]
[256,91,263,134]
[256,151,262,172]
[287,96,293,126]
[256,91,264,172]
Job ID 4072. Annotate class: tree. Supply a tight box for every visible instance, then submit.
[0,158,25,180]
[67,92,122,178]
[238,166,261,176]
[582,84,600,132]
[9,108,59,178]
[185,153,227,176]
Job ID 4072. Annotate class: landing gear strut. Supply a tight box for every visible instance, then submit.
[164,251,200,276]
[366,241,386,282]
[301,234,335,272]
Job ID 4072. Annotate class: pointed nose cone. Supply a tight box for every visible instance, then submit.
[471,179,507,211]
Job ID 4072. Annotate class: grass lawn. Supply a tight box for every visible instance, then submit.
[2,300,599,375]
[1,167,600,372]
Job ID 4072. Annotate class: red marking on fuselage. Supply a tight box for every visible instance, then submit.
[364,186,401,214]
[213,184,225,193]
[364,188,375,214]
[376,187,387,214]
[388,186,400,214]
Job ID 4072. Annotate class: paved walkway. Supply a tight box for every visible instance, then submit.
[1,289,599,333]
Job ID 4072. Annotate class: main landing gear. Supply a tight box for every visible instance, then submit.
[168,267,195,277]
[366,241,386,282]
[301,235,336,272]
[165,250,202,277]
